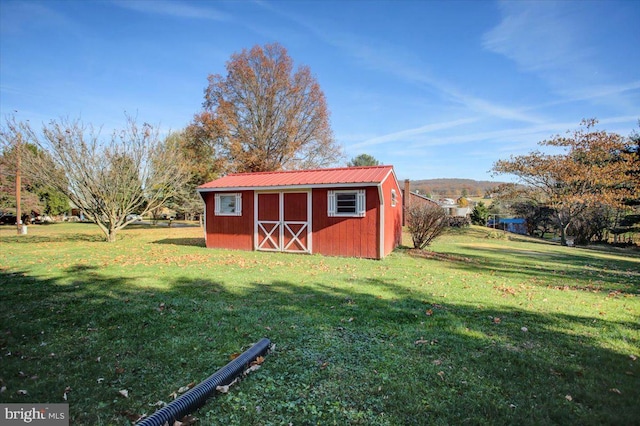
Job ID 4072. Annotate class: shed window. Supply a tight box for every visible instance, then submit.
[391,189,397,207]
[215,193,242,216]
[328,190,366,217]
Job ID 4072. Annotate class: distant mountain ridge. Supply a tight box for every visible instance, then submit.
[408,178,506,198]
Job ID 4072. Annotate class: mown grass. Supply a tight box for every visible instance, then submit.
[1,223,638,425]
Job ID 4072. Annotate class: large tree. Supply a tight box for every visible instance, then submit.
[347,153,380,167]
[493,119,638,245]
[164,129,223,220]
[2,116,190,242]
[192,43,343,173]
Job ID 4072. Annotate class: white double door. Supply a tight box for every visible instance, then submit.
[255,191,311,253]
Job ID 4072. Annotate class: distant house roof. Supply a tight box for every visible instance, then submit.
[409,191,439,205]
[499,218,526,224]
[198,165,396,191]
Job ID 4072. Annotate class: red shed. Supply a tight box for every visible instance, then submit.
[197,165,403,259]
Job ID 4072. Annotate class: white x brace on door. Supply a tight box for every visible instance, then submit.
[255,191,311,253]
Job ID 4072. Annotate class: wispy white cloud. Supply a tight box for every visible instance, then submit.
[113,0,231,21]
[350,117,479,149]
[260,3,545,125]
[406,115,639,150]
[0,1,81,36]
[483,1,640,115]
[482,1,590,74]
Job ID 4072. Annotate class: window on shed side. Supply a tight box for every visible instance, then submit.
[328,189,366,217]
[215,193,242,216]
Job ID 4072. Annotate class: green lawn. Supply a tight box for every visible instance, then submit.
[1,223,638,425]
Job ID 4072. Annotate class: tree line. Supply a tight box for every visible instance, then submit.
[484,119,639,246]
[2,42,638,247]
[0,43,344,242]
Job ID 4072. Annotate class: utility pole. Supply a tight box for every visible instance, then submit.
[15,133,23,235]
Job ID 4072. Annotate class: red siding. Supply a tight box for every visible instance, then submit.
[204,190,254,250]
[311,187,380,258]
[381,175,403,257]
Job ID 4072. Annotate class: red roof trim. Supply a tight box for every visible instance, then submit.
[197,165,396,191]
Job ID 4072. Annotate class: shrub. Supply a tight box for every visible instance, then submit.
[470,201,489,226]
[447,216,471,227]
[406,202,447,249]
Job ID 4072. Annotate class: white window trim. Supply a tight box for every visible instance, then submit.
[328,189,366,217]
[215,193,242,216]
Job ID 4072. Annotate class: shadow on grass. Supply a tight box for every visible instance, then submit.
[1,266,638,425]
[0,233,105,244]
[422,243,640,295]
[152,238,206,247]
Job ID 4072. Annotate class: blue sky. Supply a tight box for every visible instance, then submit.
[1,0,638,181]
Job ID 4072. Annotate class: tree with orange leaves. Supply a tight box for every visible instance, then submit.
[191,43,343,173]
[492,119,638,245]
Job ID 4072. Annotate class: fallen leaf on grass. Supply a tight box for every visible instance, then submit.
[216,377,239,394]
[493,317,501,324]
[63,386,71,401]
[229,352,241,360]
[630,354,637,361]
[173,415,198,426]
[432,359,443,366]
[609,388,622,394]
[119,410,142,423]
[415,337,439,345]
[437,371,445,381]
[17,389,28,395]
[215,384,230,394]
[425,309,433,316]
[250,356,265,367]
[244,364,261,375]
[0,386,6,394]
[565,395,572,401]
[115,366,125,375]
[177,382,196,394]
[118,389,129,398]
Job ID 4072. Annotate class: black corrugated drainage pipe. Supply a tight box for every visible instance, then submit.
[137,337,271,426]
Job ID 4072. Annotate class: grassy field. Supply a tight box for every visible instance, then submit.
[1,223,638,425]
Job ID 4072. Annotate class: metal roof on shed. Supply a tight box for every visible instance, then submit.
[198,165,395,191]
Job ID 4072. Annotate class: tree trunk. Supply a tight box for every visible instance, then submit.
[554,210,573,246]
[560,225,568,246]
[107,227,117,243]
